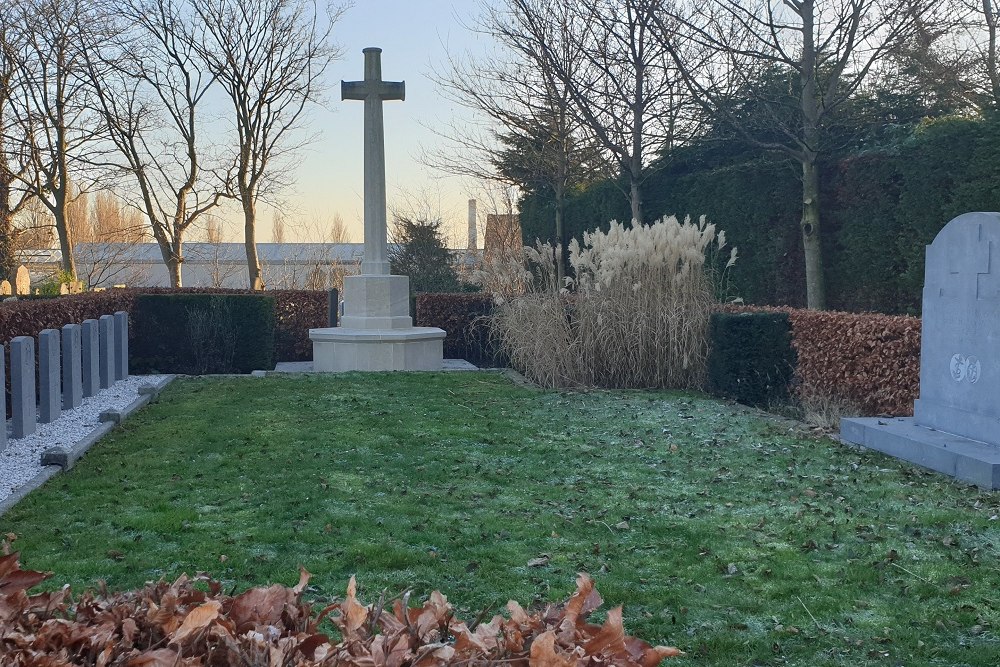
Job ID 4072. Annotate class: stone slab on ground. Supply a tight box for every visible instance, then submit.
[271,359,478,374]
[840,416,1000,489]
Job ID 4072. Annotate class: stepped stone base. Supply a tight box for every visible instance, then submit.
[309,327,445,372]
[840,417,1000,489]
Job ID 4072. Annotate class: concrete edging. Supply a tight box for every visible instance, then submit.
[3,374,179,516]
[0,466,61,517]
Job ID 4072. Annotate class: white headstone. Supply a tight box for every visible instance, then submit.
[0,280,11,295]
[14,266,30,295]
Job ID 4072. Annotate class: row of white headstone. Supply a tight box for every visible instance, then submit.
[0,312,129,451]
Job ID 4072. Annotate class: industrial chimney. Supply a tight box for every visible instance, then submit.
[467,199,477,251]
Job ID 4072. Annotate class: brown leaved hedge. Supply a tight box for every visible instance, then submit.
[0,552,681,666]
[722,305,920,416]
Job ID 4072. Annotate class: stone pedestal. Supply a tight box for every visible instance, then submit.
[309,274,445,372]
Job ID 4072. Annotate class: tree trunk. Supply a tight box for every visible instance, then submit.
[801,157,826,310]
[799,0,825,310]
[53,206,77,279]
[0,210,16,283]
[629,175,642,226]
[554,179,565,288]
[243,199,263,290]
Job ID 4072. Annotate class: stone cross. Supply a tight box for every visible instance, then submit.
[342,47,404,276]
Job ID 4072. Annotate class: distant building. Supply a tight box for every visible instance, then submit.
[22,241,481,289]
[21,243,364,289]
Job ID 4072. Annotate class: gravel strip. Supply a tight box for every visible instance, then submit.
[0,376,162,503]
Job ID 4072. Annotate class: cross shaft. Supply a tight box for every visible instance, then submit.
[341,47,405,276]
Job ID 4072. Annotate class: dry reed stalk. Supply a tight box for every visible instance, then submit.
[491,216,736,389]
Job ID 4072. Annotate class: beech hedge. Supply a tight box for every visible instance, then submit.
[721,304,920,416]
[415,292,506,367]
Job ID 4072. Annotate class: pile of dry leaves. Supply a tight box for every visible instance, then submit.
[0,552,682,666]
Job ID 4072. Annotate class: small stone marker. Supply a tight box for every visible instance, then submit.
[0,280,10,295]
[98,315,114,389]
[841,212,1000,488]
[10,336,36,438]
[38,329,61,423]
[81,319,100,397]
[113,311,128,380]
[59,283,68,295]
[62,324,83,409]
[14,265,29,295]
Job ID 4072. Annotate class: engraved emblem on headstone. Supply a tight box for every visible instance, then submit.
[950,353,966,382]
[949,353,981,383]
[967,356,981,384]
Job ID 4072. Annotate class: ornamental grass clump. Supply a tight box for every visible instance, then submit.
[492,216,735,389]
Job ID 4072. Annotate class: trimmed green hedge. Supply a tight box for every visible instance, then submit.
[707,311,796,408]
[131,294,275,374]
[519,114,1000,314]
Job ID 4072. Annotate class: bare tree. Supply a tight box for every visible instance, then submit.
[8,0,108,278]
[953,1,1000,108]
[271,209,286,244]
[665,0,939,309]
[86,0,233,287]
[432,0,603,284]
[191,0,344,291]
[91,190,147,243]
[0,8,33,281]
[508,0,697,225]
[65,179,89,247]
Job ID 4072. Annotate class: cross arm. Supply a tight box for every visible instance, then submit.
[379,81,404,101]
[342,80,367,101]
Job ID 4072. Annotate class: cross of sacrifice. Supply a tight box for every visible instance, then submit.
[342,47,405,276]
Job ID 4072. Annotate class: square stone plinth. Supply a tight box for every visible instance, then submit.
[840,416,1000,489]
[310,326,446,372]
[340,274,412,329]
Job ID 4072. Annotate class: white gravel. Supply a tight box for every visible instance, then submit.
[0,376,160,502]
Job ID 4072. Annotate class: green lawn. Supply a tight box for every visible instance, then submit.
[3,372,999,666]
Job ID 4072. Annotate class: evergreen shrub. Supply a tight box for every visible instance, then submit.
[707,312,796,408]
[131,294,275,374]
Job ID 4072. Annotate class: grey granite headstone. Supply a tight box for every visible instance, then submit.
[0,345,6,451]
[98,315,114,389]
[38,329,61,423]
[81,319,100,397]
[113,311,128,380]
[842,212,1000,488]
[62,324,83,409]
[10,336,35,438]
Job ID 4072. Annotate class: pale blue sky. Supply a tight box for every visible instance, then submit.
[272,0,491,245]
